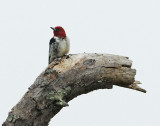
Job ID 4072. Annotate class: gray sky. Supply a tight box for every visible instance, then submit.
[0,0,159,125]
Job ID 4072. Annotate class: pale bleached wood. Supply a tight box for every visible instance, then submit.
[3,53,146,126]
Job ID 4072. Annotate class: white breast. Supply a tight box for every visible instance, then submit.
[55,36,70,57]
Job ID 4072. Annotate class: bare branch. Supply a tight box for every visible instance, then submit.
[3,53,146,126]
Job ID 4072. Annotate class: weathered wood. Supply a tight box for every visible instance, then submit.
[3,53,146,126]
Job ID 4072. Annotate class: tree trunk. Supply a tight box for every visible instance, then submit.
[2,53,146,126]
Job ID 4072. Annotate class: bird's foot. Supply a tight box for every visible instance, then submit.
[64,54,70,59]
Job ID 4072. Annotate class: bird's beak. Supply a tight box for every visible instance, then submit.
[50,27,55,31]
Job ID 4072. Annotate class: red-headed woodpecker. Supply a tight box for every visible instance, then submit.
[49,26,70,64]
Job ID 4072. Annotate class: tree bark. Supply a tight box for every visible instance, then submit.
[3,53,146,126]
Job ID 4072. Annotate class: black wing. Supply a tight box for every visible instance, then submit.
[49,37,59,64]
[49,37,56,45]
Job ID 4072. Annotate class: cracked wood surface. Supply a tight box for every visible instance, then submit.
[3,53,146,126]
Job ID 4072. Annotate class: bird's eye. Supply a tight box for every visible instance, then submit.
[57,29,62,31]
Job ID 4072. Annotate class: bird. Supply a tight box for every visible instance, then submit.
[49,26,70,64]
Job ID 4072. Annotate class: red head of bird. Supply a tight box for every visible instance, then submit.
[50,26,66,38]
